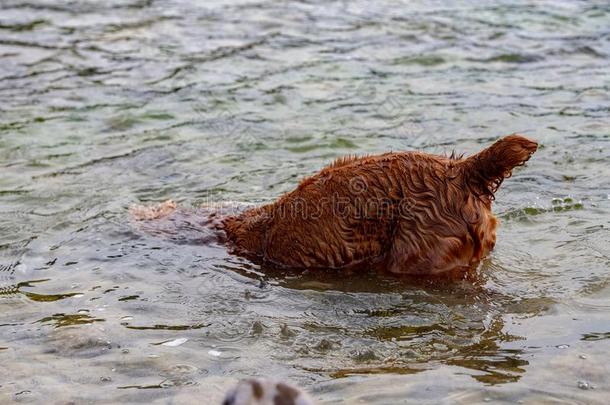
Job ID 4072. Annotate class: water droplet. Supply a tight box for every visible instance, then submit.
[577,380,592,390]
[208,349,222,357]
[579,354,587,359]
[556,344,569,349]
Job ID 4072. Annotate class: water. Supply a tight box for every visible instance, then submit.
[1,0,609,403]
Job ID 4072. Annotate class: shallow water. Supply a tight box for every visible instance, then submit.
[1,0,609,403]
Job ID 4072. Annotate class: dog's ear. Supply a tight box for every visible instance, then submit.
[460,134,537,199]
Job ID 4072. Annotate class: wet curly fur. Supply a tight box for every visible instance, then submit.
[221,134,537,275]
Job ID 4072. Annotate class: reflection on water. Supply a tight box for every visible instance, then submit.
[1,0,610,403]
[271,265,542,385]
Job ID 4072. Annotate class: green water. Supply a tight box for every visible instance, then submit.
[1,0,609,403]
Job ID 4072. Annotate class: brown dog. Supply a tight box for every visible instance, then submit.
[221,134,537,275]
[132,135,536,275]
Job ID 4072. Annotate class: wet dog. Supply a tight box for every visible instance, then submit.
[132,134,537,275]
[222,378,314,405]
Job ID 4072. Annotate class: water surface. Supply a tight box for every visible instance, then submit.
[1,0,609,403]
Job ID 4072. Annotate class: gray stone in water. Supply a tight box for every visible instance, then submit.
[47,326,113,358]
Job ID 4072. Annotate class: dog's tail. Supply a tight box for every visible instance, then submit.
[460,134,537,199]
